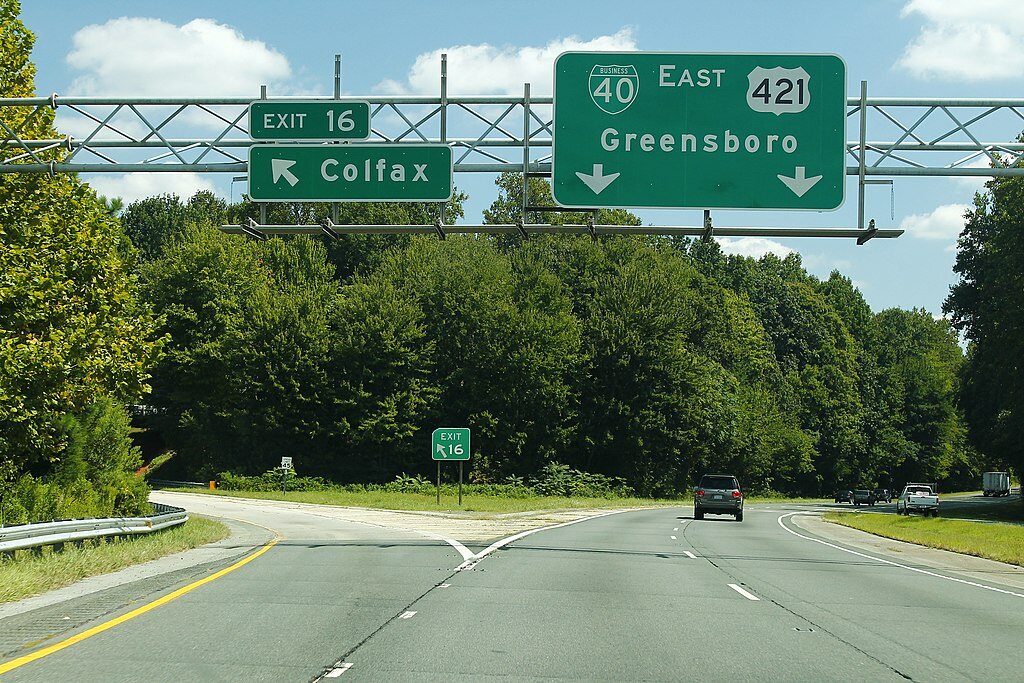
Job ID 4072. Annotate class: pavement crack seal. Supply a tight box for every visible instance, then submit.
[311,574,459,683]
[310,508,638,682]
[682,516,915,681]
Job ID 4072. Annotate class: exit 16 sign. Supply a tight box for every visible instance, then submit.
[432,428,470,461]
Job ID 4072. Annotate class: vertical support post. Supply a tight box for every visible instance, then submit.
[459,461,463,506]
[857,80,868,230]
[522,82,531,224]
[332,54,341,224]
[259,84,268,225]
[438,53,448,227]
[436,461,441,505]
[334,54,341,98]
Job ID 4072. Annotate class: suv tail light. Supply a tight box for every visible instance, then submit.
[696,489,705,498]
[732,490,742,499]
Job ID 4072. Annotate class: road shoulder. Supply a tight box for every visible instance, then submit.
[0,515,271,662]
[793,513,1024,593]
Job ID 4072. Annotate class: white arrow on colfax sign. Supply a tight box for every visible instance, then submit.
[777,166,822,197]
[271,158,299,187]
[575,164,620,195]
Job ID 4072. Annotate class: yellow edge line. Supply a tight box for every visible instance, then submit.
[0,538,279,676]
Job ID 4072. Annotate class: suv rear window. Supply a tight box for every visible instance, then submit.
[700,476,738,490]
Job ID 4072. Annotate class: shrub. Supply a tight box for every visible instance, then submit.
[216,470,330,492]
[530,462,634,498]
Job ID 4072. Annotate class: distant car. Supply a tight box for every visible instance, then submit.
[873,488,891,504]
[694,474,744,521]
[834,489,853,503]
[852,489,875,506]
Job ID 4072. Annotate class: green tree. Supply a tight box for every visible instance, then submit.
[372,237,582,480]
[1,0,160,517]
[945,172,1024,485]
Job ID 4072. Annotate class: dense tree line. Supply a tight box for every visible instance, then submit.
[128,174,980,496]
[945,162,1024,491]
[1,1,159,523]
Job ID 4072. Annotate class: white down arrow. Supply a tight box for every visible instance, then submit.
[575,164,620,195]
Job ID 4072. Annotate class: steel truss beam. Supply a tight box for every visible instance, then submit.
[2,57,1022,242]
[2,94,1022,176]
[219,221,903,241]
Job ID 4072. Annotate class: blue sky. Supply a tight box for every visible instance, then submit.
[20,0,1024,314]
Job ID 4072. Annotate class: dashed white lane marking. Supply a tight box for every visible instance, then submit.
[399,611,417,619]
[454,508,637,571]
[325,662,353,677]
[670,535,677,540]
[673,527,679,531]
[438,583,451,588]
[728,583,760,601]
[683,551,697,559]
[777,513,1024,599]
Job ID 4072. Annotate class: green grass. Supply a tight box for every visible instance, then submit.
[171,487,828,514]
[173,487,679,513]
[825,511,1024,567]
[0,516,229,604]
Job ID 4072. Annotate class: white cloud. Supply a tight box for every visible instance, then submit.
[899,203,970,240]
[716,237,793,259]
[896,0,1024,80]
[376,28,638,96]
[951,155,994,192]
[84,172,219,205]
[66,18,291,96]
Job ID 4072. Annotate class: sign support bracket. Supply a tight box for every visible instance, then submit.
[240,217,268,241]
[702,210,713,241]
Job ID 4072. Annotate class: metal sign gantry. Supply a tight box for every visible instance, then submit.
[2,54,1023,242]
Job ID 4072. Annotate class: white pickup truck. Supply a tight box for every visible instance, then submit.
[897,484,939,516]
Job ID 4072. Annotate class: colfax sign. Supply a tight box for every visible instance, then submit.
[552,52,847,210]
[247,144,453,202]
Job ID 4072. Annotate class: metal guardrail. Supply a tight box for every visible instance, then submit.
[0,503,188,554]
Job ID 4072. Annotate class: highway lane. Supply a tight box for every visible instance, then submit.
[1,499,467,682]
[3,500,1023,681]
[337,506,1024,682]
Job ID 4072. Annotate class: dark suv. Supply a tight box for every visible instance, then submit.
[694,474,744,521]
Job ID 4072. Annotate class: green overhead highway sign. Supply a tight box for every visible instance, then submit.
[249,99,370,141]
[432,427,470,461]
[552,52,846,210]
[247,144,453,202]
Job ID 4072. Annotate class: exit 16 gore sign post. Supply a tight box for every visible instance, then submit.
[552,52,846,210]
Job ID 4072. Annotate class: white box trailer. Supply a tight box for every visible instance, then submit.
[982,471,1011,497]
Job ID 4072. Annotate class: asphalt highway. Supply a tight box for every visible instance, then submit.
[2,497,1022,682]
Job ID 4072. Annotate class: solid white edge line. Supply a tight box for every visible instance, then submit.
[454,508,638,570]
[728,583,760,601]
[777,513,1024,599]
[683,550,697,559]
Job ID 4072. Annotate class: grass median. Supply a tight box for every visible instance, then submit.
[168,487,828,513]
[825,511,1024,567]
[0,516,229,604]
[170,487,678,513]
